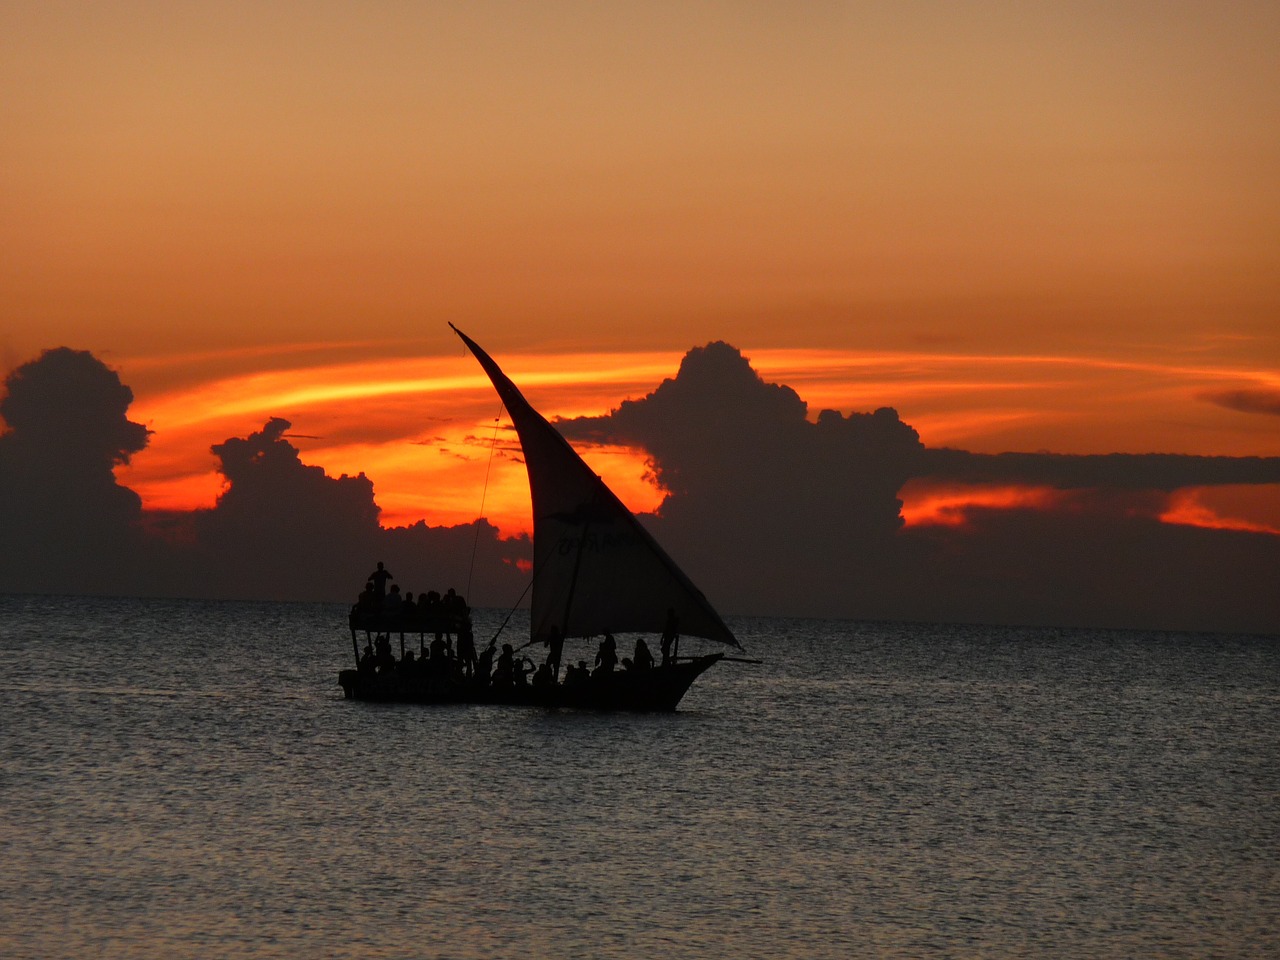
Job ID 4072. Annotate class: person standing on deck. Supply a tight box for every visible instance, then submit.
[543,625,565,682]
[456,620,477,678]
[660,608,679,666]
[442,588,466,641]
[594,633,618,676]
[367,562,394,608]
[382,584,404,619]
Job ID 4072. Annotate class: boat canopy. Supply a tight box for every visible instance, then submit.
[452,324,740,650]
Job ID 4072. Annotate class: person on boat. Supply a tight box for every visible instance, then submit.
[542,625,565,681]
[359,643,376,673]
[492,643,516,688]
[442,588,467,639]
[374,633,394,670]
[564,660,589,688]
[456,621,477,678]
[367,562,394,607]
[660,608,679,666]
[401,591,417,623]
[476,639,497,687]
[594,633,618,676]
[419,589,443,644]
[513,655,534,687]
[382,584,404,619]
[355,581,377,617]
[632,637,654,671]
[429,632,448,663]
[532,661,554,689]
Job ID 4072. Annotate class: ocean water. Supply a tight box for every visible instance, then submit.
[1,595,1277,959]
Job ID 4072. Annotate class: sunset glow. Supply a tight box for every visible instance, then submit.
[1,2,1277,637]
[115,348,685,533]
[900,483,1067,529]
[1159,486,1280,536]
[103,342,1280,538]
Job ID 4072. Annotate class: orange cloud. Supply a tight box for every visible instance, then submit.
[1159,485,1280,536]
[900,482,1067,528]
[110,344,1280,537]
[116,348,680,535]
[902,479,1280,537]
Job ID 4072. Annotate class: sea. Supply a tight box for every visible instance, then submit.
[1,594,1277,959]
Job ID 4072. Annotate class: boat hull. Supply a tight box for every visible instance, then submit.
[338,654,723,712]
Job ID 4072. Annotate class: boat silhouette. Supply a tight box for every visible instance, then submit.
[338,325,743,710]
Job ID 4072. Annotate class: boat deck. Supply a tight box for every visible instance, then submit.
[338,653,723,712]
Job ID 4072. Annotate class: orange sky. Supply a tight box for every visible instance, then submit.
[3,3,1278,535]
[99,340,1278,536]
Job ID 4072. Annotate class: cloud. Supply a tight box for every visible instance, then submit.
[893,500,1280,635]
[557,342,1280,633]
[557,342,925,598]
[0,349,150,593]
[916,449,1280,491]
[186,417,382,596]
[1,345,1275,634]
[1,346,150,469]
[1200,389,1280,417]
[187,417,531,604]
[0,349,531,606]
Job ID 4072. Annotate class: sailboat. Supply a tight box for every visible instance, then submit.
[338,325,743,711]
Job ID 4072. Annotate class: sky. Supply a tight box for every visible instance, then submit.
[2,3,1278,630]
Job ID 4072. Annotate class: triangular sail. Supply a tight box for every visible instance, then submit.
[452,324,740,650]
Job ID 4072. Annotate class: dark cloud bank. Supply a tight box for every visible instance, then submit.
[0,349,529,608]
[2,345,1278,635]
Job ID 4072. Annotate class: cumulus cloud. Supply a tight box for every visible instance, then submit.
[1,344,1275,633]
[557,342,1280,633]
[0,349,150,593]
[557,341,925,604]
[190,417,530,604]
[0,350,531,606]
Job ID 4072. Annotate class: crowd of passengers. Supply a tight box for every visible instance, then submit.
[353,562,679,690]
[351,562,470,629]
[359,628,665,692]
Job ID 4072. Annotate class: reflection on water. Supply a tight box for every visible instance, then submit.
[1,596,1277,958]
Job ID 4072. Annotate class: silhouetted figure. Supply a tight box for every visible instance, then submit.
[442,587,466,639]
[456,621,477,679]
[359,643,376,672]
[594,633,618,676]
[476,640,497,687]
[401,591,417,622]
[368,562,394,606]
[374,633,394,670]
[355,582,377,619]
[422,590,443,641]
[493,643,516,688]
[660,608,679,666]
[565,660,589,689]
[542,625,565,681]
[383,584,404,618]
[633,637,654,671]
[532,661,553,689]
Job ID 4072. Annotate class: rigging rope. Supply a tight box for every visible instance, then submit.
[465,402,505,604]
[489,575,536,647]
